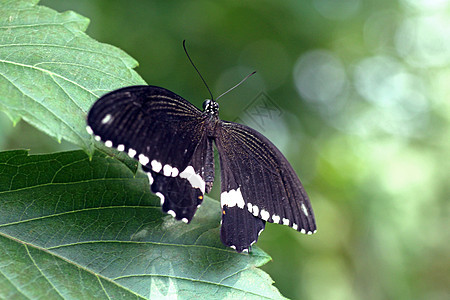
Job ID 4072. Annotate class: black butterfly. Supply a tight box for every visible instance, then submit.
[86,85,316,253]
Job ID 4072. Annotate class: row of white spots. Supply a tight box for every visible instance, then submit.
[246,202,272,223]
[87,126,125,154]
[86,126,144,172]
[220,188,245,209]
[148,161,180,178]
[179,166,206,194]
[245,201,316,235]
[87,126,203,191]
[163,164,179,177]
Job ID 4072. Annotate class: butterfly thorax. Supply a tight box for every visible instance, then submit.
[202,99,219,138]
[202,99,219,116]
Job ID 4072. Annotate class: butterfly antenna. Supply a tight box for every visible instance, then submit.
[215,71,256,101]
[183,40,214,101]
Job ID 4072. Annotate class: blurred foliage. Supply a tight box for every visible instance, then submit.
[1,0,449,299]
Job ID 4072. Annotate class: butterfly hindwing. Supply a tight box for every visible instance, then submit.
[215,120,316,251]
[218,167,266,252]
[144,167,203,223]
[142,135,215,222]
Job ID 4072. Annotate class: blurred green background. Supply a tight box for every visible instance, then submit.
[2,0,449,299]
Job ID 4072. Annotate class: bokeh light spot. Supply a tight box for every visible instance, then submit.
[293,50,347,106]
[396,15,450,67]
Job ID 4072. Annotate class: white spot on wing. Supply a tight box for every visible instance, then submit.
[242,249,249,253]
[117,144,125,152]
[156,192,164,205]
[147,172,154,185]
[260,210,270,221]
[94,135,101,141]
[220,188,245,209]
[258,228,264,236]
[300,229,306,234]
[163,164,172,177]
[86,126,93,135]
[167,210,176,217]
[139,154,149,166]
[105,140,113,148]
[182,218,188,223]
[128,148,136,158]
[247,202,253,212]
[272,215,280,224]
[101,114,113,124]
[301,203,309,216]
[282,218,290,226]
[171,167,179,177]
[307,231,313,235]
[230,245,236,250]
[292,223,298,230]
[180,165,205,194]
[252,205,259,217]
[151,160,162,173]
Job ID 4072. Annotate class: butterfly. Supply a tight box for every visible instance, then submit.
[86,74,316,253]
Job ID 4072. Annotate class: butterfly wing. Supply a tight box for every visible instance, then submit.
[87,85,214,222]
[215,120,316,252]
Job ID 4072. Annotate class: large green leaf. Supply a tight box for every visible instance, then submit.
[0,150,284,299]
[0,0,145,153]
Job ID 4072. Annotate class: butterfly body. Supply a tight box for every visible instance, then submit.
[87,85,316,253]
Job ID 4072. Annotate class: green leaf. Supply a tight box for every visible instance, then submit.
[0,150,285,299]
[0,0,145,154]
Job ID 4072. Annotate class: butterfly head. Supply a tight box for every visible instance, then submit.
[203,99,219,116]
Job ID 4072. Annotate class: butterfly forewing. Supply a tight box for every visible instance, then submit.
[87,86,212,223]
[215,120,316,251]
[87,86,204,167]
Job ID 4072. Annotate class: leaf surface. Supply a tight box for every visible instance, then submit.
[0,0,145,153]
